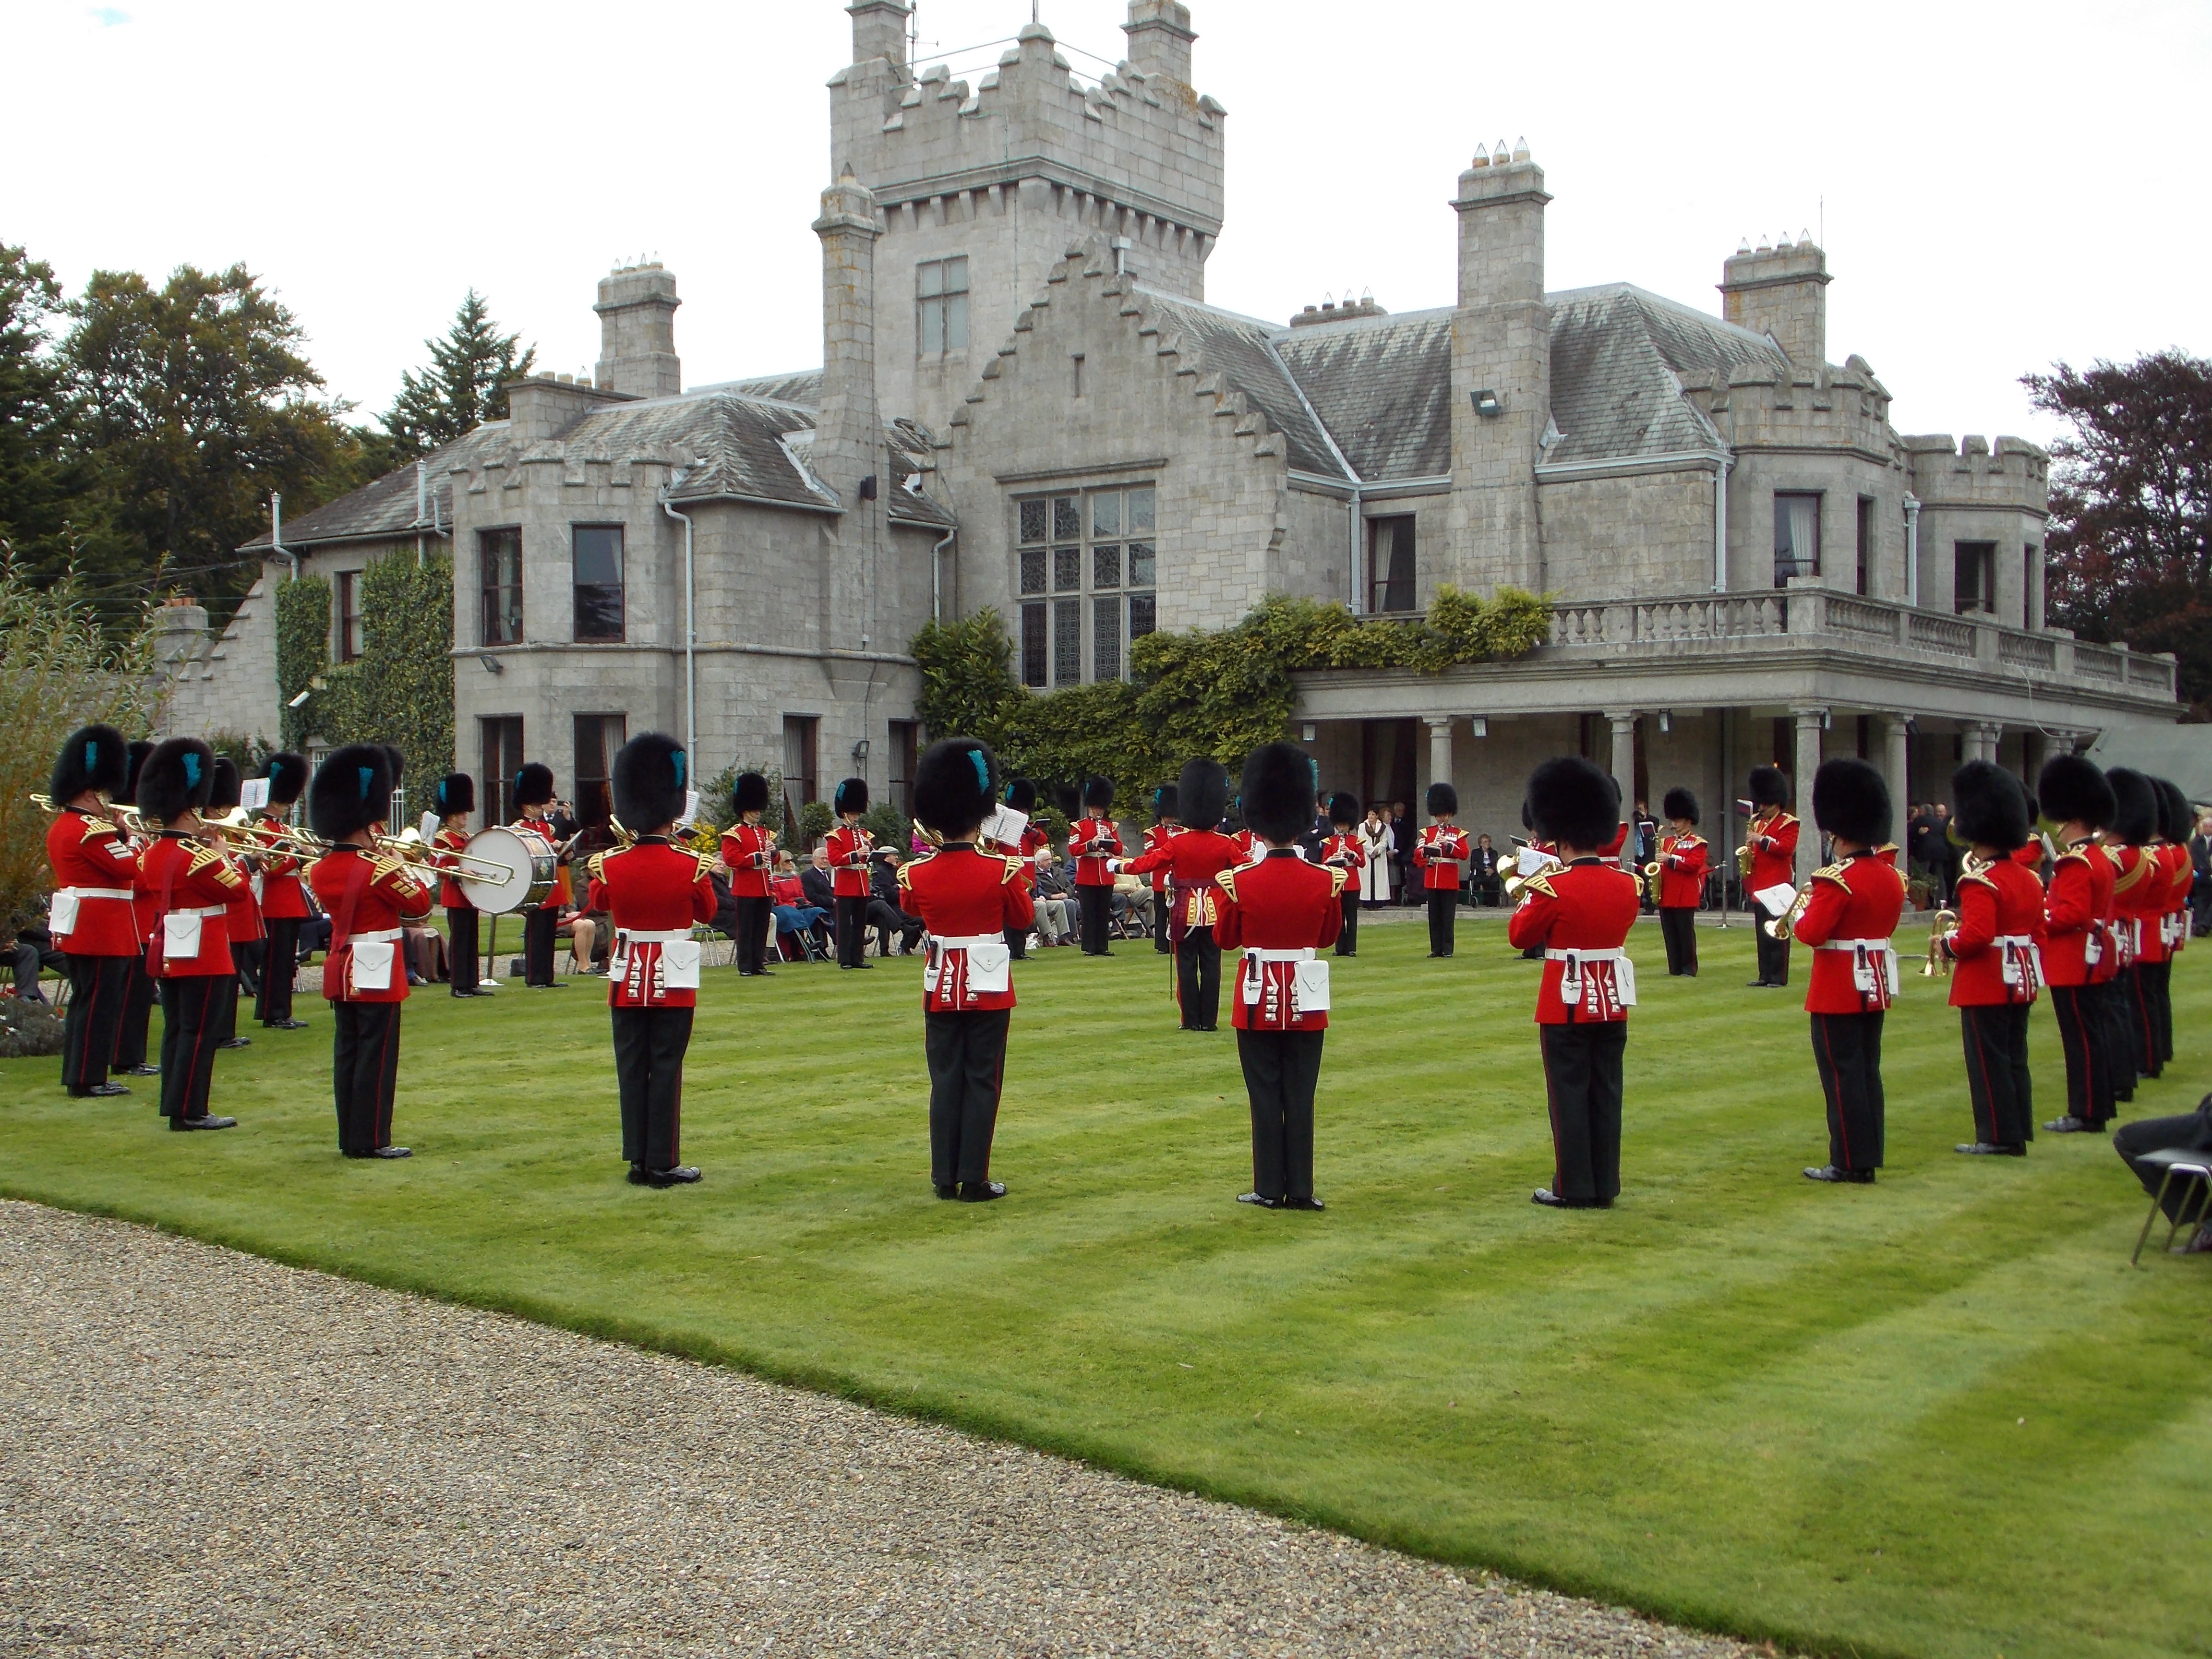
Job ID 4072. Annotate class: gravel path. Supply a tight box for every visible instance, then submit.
[0,1200,1759,1658]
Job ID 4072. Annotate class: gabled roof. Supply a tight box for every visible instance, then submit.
[1136,291,1350,479]
[1273,308,1453,481]
[1542,284,1784,466]
[238,423,506,551]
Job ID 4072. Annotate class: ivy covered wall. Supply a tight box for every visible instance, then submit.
[276,554,456,778]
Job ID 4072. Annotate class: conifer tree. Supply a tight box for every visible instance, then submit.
[383,291,536,457]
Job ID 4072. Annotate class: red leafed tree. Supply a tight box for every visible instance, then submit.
[2025,349,2212,719]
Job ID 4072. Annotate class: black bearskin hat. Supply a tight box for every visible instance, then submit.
[833,776,868,816]
[433,771,475,817]
[1520,796,1533,831]
[1082,774,1115,811]
[1527,756,1617,851]
[209,757,243,812]
[613,733,689,831]
[115,739,155,807]
[1426,781,1458,817]
[2107,767,2157,846]
[2035,754,2113,831]
[514,761,555,809]
[264,751,310,807]
[1152,782,1179,822]
[1812,757,1890,846]
[1748,764,1791,808]
[1661,785,1699,825]
[1240,743,1316,844]
[732,770,770,817]
[1178,757,1228,832]
[136,737,215,824]
[310,744,396,842]
[1328,790,1359,829]
[913,737,998,837]
[2155,777,2192,845]
[1951,759,2031,852]
[1005,778,1038,815]
[49,724,130,804]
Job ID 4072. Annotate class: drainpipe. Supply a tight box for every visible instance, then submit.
[1348,487,1364,611]
[414,460,428,566]
[931,526,955,625]
[1711,453,1731,593]
[1904,494,1921,608]
[661,470,697,765]
[272,492,295,580]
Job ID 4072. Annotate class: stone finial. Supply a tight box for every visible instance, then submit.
[814,166,882,238]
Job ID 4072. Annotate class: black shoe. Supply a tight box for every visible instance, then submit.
[1237,1191,1284,1208]
[1531,1188,1569,1207]
[172,1115,237,1131]
[1955,1142,2027,1156]
[216,1037,251,1049]
[2044,1116,2097,1134]
[73,1082,131,1098]
[263,1018,310,1030]
[345,1146,411,1159]
[450,988,476,998]
[627,1164,649,1185]
[854,961,873,969]
[1282,1195,1326,1211]
[934,1183,959,1200]
[645,1166,702,1187]
[958,1180,1006,1202]
[120,1064,160,1077]
[1803,1165,1875,1183]
[1746,979,1769,987]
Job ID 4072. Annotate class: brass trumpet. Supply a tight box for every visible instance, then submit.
[376,826,516,883]
[1501,837,1562,903]
[1923,910,1958,977]
[1766,886,1814,940]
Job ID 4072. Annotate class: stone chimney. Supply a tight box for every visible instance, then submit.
[813,168,883,514]
[1719,234,1829,367]
[1123,0,1195,86]
[593,264,681,398]
[847,0,909,72]
[1448,140,1551,592]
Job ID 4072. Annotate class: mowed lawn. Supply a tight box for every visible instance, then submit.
[4,914,2209,1659]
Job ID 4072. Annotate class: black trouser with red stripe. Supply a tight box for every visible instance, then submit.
[332,1001,402,1154]
[1960,1002,2033,1148]
[924,1007,1009,1188]
[1809,1010,1885,1172]
[1659,906,1698,975]
[2128,963,2161,1079]
[257,918,301,1021]
[1176,925,1221,1031]
[734,897,770,974]
[1078,885,1112,955]
[1426,887,1456,956]
[2099,976,2138,1101]
[1540,1020,1627,1205]
[2049,985,2113,1127]
[210,968,242,1044]
[113,955,157,1070]
[612,1005,691,1171]
[1755,924,1791,986]
[2143,958,2175,1068]
[60,953,127,1094]
[444,907,478,991]
[524,909,558,985]
[1334,890,1358,957]
[835,895,868,967]
[1238,1028,1323,1201]
[156,976,219,1120]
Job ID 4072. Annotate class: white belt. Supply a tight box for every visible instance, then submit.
[349,927,404,943]
[1817,938,1894,951]
[1994,933,2036,947]
[618,928,693,945]
[59,887,133,902]
[932,934,1004,950]
[1545,947,1625,962]
[172,905,228,920]
[1243,947,1316,963]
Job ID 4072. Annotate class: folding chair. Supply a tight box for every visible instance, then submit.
[2130,1147,2212,1266]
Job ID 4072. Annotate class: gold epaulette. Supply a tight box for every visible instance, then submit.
[896,856,919,893]
[78,815,117,844]
[586,849,610,883]
[1957,866,1996,891]
[1216,866,1240,903]
[187,843,244,889]
[2055,845,2090,868]
[1523,873,1558,901]
[1000,855,1024,885]
[692,850,716,882]
[1326,866,1348,899]
[1811,860,1851,890]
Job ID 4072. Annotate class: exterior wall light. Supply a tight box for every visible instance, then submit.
[1472,389,1503,417]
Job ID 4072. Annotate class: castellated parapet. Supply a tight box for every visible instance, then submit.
[831,2,1226,435]
[1901,433,2049,511]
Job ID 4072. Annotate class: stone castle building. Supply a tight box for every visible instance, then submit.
[174,0,2174,871]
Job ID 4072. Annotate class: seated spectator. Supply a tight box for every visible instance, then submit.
[770,854,831,954]
[801,847,837,912]
[1469,833,1503,907]
[3,913,62,1002]
[1033,854,1077,945]
[866,848,926,956]
[1111,872,1153,935]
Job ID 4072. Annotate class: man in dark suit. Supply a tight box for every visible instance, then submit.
[2188,810,2212,937]
[801,848,837,913]
[2115,1093,2212,1251]
[867,850,925,956]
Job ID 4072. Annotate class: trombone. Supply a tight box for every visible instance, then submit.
[375,825,523,883]
[27,792,156,836]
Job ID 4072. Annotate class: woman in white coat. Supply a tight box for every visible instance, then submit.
[1358,805,1395,907]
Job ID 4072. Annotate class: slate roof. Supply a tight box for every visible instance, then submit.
[1273,308,1453,481]
[1541,284,1785,467]
[238,424,506,551]
[1136,292,1350,479]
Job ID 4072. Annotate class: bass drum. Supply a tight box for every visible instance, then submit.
[457,826,557,914]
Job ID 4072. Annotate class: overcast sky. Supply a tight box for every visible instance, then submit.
[11,0,2207,448]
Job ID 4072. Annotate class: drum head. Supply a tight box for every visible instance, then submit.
[458,826,554,914]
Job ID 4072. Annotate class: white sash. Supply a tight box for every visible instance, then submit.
[1545,946,1636,1010]
[1818,938,1901,998]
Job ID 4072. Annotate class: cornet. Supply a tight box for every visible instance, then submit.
[1923,910,1958,977]
[1766,886,1814,940]
[1501,837,1562,903]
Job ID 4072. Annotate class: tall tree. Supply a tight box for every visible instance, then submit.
[382,291,536,457]
[2025,350,2212,718]
[0,244,82,566]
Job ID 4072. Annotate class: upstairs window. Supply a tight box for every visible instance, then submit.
[1016,485,1156,687]
[1955,541,1996,615]
[572,524,625,642]
[1855,496,1873,597]
[1773,492,1821,585]
[917,257,969,357]
[1369,516,1416,613]
[480,527,523,645]
[335,569,363,662]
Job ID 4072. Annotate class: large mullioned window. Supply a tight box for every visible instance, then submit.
[1017,485,1156,688]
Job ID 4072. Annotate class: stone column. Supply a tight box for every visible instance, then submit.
[2022,727,2047,793]
[1879,712,1911,841]
[1607,710,1638,868]
[1424,716,1453,806]
[1968,721,2002,763]
[1792,708,1827,881]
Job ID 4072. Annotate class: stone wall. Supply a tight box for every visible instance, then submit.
[151,577,284,747]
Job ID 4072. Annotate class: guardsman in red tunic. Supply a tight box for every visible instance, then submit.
[1792,760,1907,1184]
[1508,757,1642,1209]
[308,745,433,1159]
[135,738,245,1131]
[826,777,877,970]
[1321,791,1365,958]
[2144,777,2192,1075]
[43,723,136,1097]
[2124,775,2176,1082]
[719,771,777,977]
[110,738,163,1079]
[588,733,716,1187]
[251,751,313,1030]
[1411,783,1470,958]
[1656,786,1707,978]
[898,738,1035,1202]
[1938,761,2047,1157]
[204,757,263,1051]
[2102,768,2161,1091]
[1144,782,1181,957]
[1742,765,1801,987]
[2036,756,2118,1134]
[1119,757,1239,1031]
[510,762,566,988]
[985,778,1042,959]
[1215,744,1345,1210]
[1067,776,1122,956]
[426,770,488,998]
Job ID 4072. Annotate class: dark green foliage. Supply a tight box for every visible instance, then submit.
[383,291,537,460]
[797,799,835,849]
[0,245,80,567]
[701,762,788,836]
[274,575,330,754]
[205,731,271,775]
[315,553,455,778]
[861,800,913,855]
[911,609,1022,746]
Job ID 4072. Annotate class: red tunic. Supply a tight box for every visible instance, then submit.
[430,826,472,909]
[2164,842,2193,954]
[1792,852,1906,1013]
[2042,840,2112,987]
[720,823,776,898]
[1746,810,1801,895]
[1320,832,1366,876]
[515,814,564,910]
[1123,828,1239,931]
[824,823,875,899]
[1506,858,1641,1024]
[216,838,263,945]
[1214,851,1344,1031]
[1657,832,1708,909]
[897,844,1035,1012]
[1947,860,2047,1007]
[1412,825,1470,891]
[138,833,246,978]
[1069,815,1123,887]
[309,846,433,1004]
[585,839,716,1009]
[2106,842,2159,967]
[2128,843,2177,965]
[45,808,143,956]
[1231,828,1258,864]
[252,821,312,921]
[1141,823,1180,893]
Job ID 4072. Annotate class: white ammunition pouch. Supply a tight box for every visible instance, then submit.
[347,927,403,993]
[162,904,226,961]
[1546,946,1635,1013]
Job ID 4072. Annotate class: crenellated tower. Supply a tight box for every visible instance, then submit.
[828,0,1226,435]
